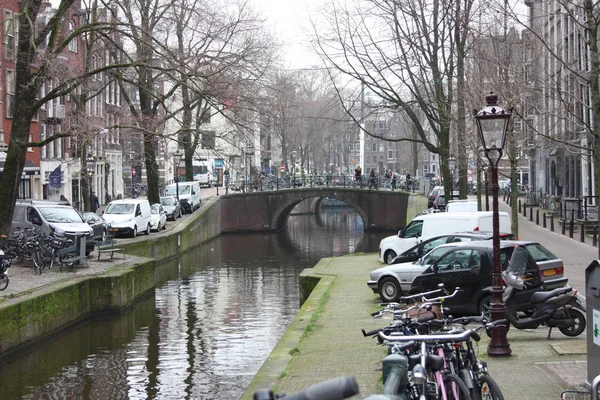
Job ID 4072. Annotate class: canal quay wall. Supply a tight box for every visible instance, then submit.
[0,194,222,357]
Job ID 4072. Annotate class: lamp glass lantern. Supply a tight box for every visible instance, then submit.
[474,92,511,165]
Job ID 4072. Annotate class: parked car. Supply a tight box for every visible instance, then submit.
[427,186,444,208]
[388,231,517,265]
[432,191,460,211]
[150,204,167,231]
[369,242,463,302]
[81,212,108,242]
[408,240,567,315]
[103,198,152,238]
[160,196,182,221]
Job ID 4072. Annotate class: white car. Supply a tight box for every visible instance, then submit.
[150,204,167,231]
[368,243,460,302]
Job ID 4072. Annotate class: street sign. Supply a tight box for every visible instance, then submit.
[468,169,473,175]
[280,164,285,172]
[468,176,473,182]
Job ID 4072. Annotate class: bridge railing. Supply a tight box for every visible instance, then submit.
[225,174,417,193]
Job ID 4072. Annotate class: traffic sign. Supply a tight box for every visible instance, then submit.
[280,164,285,172]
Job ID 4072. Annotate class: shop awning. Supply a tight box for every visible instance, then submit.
[214,159,224,168]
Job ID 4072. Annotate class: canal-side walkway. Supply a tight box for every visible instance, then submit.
[242,252,588,400]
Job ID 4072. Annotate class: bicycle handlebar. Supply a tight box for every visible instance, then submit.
[253,376,359,400]
[376,319,507,343]
[421,287,461,302]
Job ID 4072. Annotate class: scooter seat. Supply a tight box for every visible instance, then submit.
[529,286,572,305]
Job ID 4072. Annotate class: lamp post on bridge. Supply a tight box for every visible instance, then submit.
[474,91,512,357]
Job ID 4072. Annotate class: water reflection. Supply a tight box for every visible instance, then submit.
[0,205,388,399]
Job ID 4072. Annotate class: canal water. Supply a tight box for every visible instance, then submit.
[0,205,389,399]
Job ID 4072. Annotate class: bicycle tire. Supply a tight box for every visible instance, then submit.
[32,250,43,274]
[476,374,504,400]
[0,273,8,291]
[444,372,472,400]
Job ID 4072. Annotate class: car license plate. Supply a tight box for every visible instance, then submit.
[543,269,556,276]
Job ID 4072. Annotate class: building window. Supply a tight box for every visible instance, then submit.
[4,11,15,59]
[68,21,78,52]
[372,155,377,164]
[379,144,384,152]
[372,143,377,152]
[202,130,215,149]
[387,149,394,159]
[5,69,15,118]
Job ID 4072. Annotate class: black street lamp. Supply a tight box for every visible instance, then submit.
[474,91,512,357]
[173,150,182,201]
[448,155,456,190]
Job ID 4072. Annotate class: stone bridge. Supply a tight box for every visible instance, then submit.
[219,187,409,232]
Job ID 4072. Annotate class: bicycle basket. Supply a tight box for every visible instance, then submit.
[0,255,12,272]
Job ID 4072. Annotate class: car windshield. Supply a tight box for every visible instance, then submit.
[163,185,189,195]
[105,203,134,214]
[38,207,84,223]
[161,197,175,206]
[151,205,160,214]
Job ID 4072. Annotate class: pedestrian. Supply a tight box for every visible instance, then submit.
[90,191,99,213]
[391,172,397,191]
[60,194,70,205]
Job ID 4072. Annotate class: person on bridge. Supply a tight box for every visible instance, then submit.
[354,166,362,186]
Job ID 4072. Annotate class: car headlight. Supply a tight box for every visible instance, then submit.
[52,226,65,236]
[88,228,94,236]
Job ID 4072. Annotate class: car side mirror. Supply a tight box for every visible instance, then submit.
[398,229,403,238]
[432,264,439,273]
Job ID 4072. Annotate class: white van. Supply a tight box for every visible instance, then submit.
[378,211,512,264]
[163,181,201,213]
[445,200,478,213]
[12,200,95,254]
[102,199,152,238]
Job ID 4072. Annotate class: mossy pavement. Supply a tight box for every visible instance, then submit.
[243,193,589,400]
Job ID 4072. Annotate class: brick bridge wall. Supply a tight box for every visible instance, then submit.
[219,188,409,232]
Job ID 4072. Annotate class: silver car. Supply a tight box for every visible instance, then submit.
[368,243,461,302]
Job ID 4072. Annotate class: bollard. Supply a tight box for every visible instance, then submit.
[594,225,598,247]
[562,219,566,235]
[523,202,527,217]
[569,217,574,239]
[581,223,585,242]
[543,212,547,228]
[518,199,522,214]
[536,209,539,225]
[550,214,555,232]
[529,206,533,221]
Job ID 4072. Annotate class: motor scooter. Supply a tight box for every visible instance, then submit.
[501,245,586,339]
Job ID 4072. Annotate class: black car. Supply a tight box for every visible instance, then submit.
[432,191,460,211]
[427,186,444,208]
[409,240,568,316]
[81,212,108,242]
[389,232,517,265]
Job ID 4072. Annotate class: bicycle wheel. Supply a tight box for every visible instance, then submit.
[0,273,8,290]
[477,374,504,400]
[32,250,43,274]
[444,372,472,400]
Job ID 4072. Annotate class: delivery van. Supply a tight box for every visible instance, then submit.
[12,200,95,254]
[163,181,201,213]
[103,198,152,238]
[378,211,512,264]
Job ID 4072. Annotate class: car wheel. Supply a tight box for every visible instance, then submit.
[384,250,397,265]
[131,226,137,238]
[162,221,167,230]
[478,295,492,320]
[378,277,402,302]
[145,224,151,235]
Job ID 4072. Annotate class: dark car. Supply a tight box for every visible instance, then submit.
[160,196,182,221]
[389,232,518,265]
[427,186,444,208]
[432,191,460,211]
[81,212,108,242]
[409,240,568,316]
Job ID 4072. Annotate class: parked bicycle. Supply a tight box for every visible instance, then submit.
[0,252,11,290]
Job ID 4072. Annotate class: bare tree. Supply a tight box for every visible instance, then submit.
[313,0,478,200]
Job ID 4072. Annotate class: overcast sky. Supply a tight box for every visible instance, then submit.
[253,0,323,69]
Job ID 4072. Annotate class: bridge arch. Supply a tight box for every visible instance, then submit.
[271,194,369,231]
[219,188,409,233]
